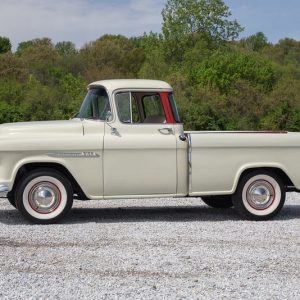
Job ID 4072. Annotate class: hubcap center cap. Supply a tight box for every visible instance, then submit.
[28,182,61,214]
[34,187,56,208]
[250,186,271,204]
[247,180,275,210]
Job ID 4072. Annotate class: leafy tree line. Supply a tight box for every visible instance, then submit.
[0,0,300,131]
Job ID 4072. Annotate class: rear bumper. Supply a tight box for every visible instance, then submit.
[0,184,9,198]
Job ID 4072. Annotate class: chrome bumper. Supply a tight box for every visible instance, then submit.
[0,184,9,198]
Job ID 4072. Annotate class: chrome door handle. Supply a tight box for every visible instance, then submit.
[179,134,187,141]
[111,127,118,135]
[158,128,173,135]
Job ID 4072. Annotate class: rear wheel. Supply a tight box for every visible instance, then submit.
[232,170,285,220]
[15,169,73,224]
[201,196,233,208]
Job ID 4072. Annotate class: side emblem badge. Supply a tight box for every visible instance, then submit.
[47,152,100,158]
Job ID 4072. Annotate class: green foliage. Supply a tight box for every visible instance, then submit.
[0,78,25,123]
[0,52,28,80]
[240,32,269,51]
[192,51,276,93]
[0,101,25,123]
[261,38,300,66]
[261,101,300,131]
[16,41,34,54]
[0,0,299,132]
[0,36,12,54]
[15,38,60,84]
[58,73,86,116]
[22,79,60,120]
[55,41,77,56]
[260,78,300,130]
[17,38,54,54]
[80,34,145,81]
[162,0,243,62]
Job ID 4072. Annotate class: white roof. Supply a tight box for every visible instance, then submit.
[88,79,173,93]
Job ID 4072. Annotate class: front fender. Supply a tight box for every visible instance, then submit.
[0,153,103,199]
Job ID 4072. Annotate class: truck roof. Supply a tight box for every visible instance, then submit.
[88,79,173,93]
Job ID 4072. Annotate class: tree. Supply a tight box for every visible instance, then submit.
[162,0,243,62]
[17,38,53,54]
[261,38,300,66]
[55,41,77,56]
[80,35,145,81]
[0,36,12,53]
[131,32,163,54]
[134,33,168,79]
[0,53,28,80]
[58,73,86,116]
[17,38,59,84]
[191,50,276,93]
[139,49,168,79]
[260,77,300,131]
[16,41,34,54]
[240,32,269,52]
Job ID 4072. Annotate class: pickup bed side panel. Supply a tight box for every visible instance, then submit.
[188,132,300,195]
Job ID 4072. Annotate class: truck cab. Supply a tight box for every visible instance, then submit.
[77,80,188,198]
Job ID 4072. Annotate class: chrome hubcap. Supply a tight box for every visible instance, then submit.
[246,180,275,210]
[29,182,61,214]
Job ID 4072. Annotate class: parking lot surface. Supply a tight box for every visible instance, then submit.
[0,194,300,299]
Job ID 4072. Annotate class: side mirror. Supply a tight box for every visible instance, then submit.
[105,111,119,136]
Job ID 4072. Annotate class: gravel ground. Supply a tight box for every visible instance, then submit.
[0,194,300,299]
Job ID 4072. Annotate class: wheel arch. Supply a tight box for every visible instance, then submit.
[234,166,294,193]
[10,162,89,200]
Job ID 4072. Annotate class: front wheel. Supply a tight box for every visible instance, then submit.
[232,170,286,220]
[15,169,73,224]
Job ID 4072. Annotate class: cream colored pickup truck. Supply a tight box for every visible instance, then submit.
[1,79,299,223]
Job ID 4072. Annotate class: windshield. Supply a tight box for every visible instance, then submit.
[77,88,110,120]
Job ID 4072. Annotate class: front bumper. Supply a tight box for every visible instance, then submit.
[0,184,9,198]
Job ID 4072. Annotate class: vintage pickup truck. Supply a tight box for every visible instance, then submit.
[0,79,299,223]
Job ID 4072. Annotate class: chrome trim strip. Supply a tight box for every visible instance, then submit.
[187,133,192,194]
[0,184,9,198]
[47,152,100,158]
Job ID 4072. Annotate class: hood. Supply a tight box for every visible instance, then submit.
[0,120,84,138]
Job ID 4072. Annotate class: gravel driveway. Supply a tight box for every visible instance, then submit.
[0,193,300,299]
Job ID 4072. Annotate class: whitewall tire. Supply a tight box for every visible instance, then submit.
[15,169,73,224]
[232,170,286,220]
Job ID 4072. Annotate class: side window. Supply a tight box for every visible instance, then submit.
[116,93,131,123]
[142,94,166,123]
[116,92,140,123]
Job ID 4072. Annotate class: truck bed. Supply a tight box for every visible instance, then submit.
[185,131,300,195]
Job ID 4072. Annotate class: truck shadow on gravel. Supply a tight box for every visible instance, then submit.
[1,204,300,225]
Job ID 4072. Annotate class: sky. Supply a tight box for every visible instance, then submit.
[0,0,299,50]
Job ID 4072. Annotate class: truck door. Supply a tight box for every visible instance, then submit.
[103,91,177,197]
